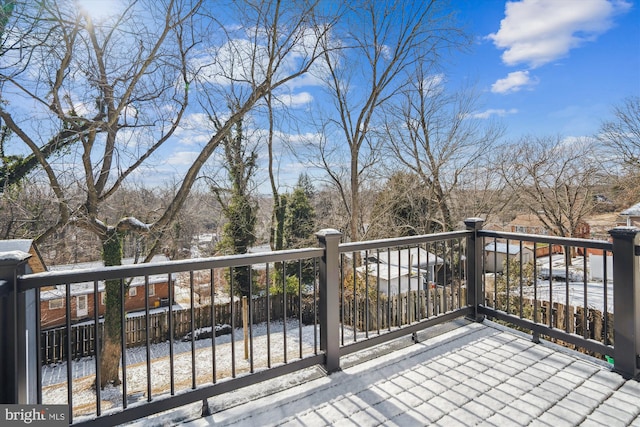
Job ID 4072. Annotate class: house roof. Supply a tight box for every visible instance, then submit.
[484,241,530,255]
[48,254,170,271]
[175,319,640,427]
[508,213,546,228]
[356,263,418,281]
[0,239,47,272]
[0,239,33,253]
[373,247,443,267]
[41,254,173,300]
[620,201,640,217]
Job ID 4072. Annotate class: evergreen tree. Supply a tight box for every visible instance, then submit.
[283,176,316,284]
[285,186,316,248]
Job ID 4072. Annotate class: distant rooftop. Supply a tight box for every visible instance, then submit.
[621,202,640,217]
[484,241,527,255]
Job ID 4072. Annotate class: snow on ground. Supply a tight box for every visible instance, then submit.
[528,255,614,313]
[520,280,614,313]
[492,254,614,314]
[42,319,330,419]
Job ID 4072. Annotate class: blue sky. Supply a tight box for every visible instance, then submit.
[448,0,639,141]
[4,0,639,192]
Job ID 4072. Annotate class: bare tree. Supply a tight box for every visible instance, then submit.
[0,0,203,387]
[598,96,640,171]
[314,0,466,242]
[597,96,640,206]
[0,0,332,387]
[498,136,602,238]
[384,71,505,231]
[208,117,258,296]
[367,171,438,239]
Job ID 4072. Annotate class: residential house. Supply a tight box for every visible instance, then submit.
[40,256,173,329]
[357,248,445,294]
[508,213,590,238]
[356,263,421,295]
[483,241,534,273]
[508,214,550,235]
[507,214,596,256]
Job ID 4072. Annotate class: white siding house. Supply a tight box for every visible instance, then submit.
[373,247,444,284]
[356,248,445,295]
[483,242,534,273]
[356,263,422,295]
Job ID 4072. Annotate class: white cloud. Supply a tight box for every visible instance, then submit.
[192,23,329,90]
[275,92,313,108]
[491,70,537,94]
[166,151,201,166]
[471,108,519,119]
[173,113,219,146]
[420,74,446,97]
[488,0,631,68]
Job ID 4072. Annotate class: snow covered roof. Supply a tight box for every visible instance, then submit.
[41,255,174,300]
[0,239,34,253]
[356,264,417,281]
[49,254,170,271]
[371,247,443,267]
[484,242,529,255]
[620,202,640,216]
[0,239,47,272]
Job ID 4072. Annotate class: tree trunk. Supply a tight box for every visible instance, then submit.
[271,195,286,251]
[99,229,123,388]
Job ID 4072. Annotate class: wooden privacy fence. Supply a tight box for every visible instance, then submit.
[484,291,615,349]
[341,286,615,351]
[342,286,467,331]
[41,293,317,365]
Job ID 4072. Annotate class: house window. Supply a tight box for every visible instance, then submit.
[149,284,155,296]
[129,286,137,297]
[515,226,526,233]
[49,298,64,310]
[101,292,105,305]
[77,295,88,317]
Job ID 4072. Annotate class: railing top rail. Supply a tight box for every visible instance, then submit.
[339,230,471,253]
[478,230,613,251]
[17,247,324,291]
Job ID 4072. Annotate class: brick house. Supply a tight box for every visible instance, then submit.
[38,256,172,329]
[508,214,610,257]
[507,214,564,256]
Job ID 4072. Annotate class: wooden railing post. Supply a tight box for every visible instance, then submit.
[316,229,342,373]
[464,218,485,322]
[0,250,38,403]
[610,226,640,379]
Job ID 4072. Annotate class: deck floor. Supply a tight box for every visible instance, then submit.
[176,319,640,427]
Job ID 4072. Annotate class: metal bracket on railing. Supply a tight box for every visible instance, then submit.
[412,332,419,343]
[532,331,540,344]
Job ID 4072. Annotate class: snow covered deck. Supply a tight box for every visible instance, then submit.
[131,319,640,426]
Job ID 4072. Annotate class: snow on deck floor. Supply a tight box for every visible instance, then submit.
[173,320,640,427]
